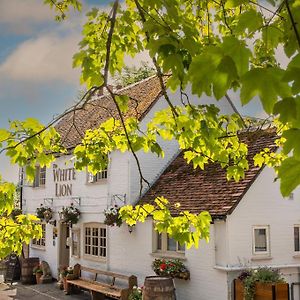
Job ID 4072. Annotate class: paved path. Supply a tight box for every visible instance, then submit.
[0,282,91,300]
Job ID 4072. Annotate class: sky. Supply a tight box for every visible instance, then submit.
[0,0,113,181]
[0,0,288,182]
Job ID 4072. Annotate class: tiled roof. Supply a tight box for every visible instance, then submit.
[55,76,164,149]
[140,130,277,217]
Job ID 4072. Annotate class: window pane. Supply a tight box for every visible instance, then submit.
[167,236,177,251]
[157,233,162,250]
[178,242,185,252]
[254,228,267,252]
[295,227,300,252]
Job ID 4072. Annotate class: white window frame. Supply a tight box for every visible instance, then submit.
[252,225,270,256]
[83,223,107,261]
[33,166,46,188]
[294,225,300,253]
[154,231,185,256]
[32,223,46,249]
[87,170,108,183]
[71,228,80,258]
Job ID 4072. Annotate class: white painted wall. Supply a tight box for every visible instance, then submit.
[225,166,300,299]
[23,154,109,278]
[227,166,300,266]
[108,220,228,300]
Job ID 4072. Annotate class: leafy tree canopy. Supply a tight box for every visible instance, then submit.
[0,0,300,255]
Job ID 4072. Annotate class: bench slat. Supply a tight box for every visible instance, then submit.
[67,279,122,297]
[80,266,131,280]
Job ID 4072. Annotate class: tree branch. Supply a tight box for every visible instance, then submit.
[285,0,300,49]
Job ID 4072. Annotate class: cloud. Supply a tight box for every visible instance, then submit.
[0,0,55,35]
[0,33,81,84]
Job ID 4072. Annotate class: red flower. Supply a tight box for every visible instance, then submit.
[160,263,167,270]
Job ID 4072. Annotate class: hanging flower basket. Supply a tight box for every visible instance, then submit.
[59,203,80,225]
[104,205,122,227]
[36,204,53,223]
[152,258,190,280]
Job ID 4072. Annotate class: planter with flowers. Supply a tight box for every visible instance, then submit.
[59,204,80,226]
[36,204,53,223]
[104,205,122,227]
[152,258,190,280]
[234,268,289,300]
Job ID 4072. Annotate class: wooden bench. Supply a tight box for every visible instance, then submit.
[65,264,137,300]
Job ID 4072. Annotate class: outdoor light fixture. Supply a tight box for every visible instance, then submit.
[128,225,134,234]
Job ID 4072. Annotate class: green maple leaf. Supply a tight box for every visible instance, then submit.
[273,97,297,124]
[241,67,291,113]
[235,9,263,35]
[213,55,238,100]
[221,36,251,77]
[188,47,223,97]
[115,95,129,113]
[283,54,300,94]
[282,129,300,159]
[278,157,300,197]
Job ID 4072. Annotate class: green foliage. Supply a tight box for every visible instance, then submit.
[0,178,42,259]
[114,62,156,87]
[129,286,142,300]
[238,268,285,300]
[44,0,82,21]
[69,0,300,200]
[119,197,211,249]
[1,118,64,182]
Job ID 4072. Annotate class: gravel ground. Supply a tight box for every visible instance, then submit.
[0,282,92,300]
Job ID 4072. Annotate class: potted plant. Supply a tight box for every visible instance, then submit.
[36,204,53,223]
[59,203,80,226]
[129,286,143,300]
[104,205,122,227]
[234,267,289,300]
[33,265,43,284]
[152,258,190,280]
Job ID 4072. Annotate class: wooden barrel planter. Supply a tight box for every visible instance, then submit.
[143,276,176,300]
[21,257,39,284]
[234,279,289,300]
[0,260,7,282]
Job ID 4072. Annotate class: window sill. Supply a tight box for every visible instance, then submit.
[32,186,46,189]
[31,245,46,251]
[82,255,107,263]
[251,255,273,261]
[85,179,107,186]
[150,252,186,261]
[293,254,300,258]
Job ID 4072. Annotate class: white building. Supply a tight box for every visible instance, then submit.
[22,76,300,299]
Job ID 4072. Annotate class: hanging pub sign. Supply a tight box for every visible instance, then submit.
[53,164,76,197]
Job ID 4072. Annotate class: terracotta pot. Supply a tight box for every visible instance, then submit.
[35,272,42,284]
